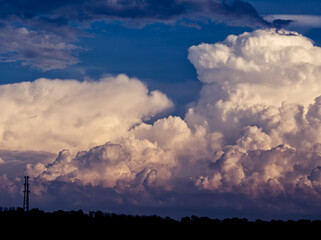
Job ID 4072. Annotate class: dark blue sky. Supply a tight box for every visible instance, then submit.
[247,0,321,14]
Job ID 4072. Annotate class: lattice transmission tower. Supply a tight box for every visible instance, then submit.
[23,176,30,212]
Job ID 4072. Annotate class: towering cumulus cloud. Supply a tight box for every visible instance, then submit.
[4,29,321,218]
[187,29,321,202]
[187,29,321,145]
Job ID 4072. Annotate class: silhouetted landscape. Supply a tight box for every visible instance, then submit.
[1,207,320,237]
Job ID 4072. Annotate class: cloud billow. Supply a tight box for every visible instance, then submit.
[9,29,321,218]
[0,74,172,153]
[186,29,321,201]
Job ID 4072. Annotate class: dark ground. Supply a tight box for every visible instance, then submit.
[0,207,319,237]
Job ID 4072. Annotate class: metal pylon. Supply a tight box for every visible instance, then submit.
[23,176,30,212]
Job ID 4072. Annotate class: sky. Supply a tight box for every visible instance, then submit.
[1,0,321,220]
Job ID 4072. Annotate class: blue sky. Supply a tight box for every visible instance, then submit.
[1,0,321,219]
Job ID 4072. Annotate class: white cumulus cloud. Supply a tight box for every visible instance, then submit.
[186,28,321,199]
[0,74,172,153]
[27,29,321,201]
[4,29,321,218]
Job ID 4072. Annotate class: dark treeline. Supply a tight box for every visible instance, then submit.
[0,207,320,237]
